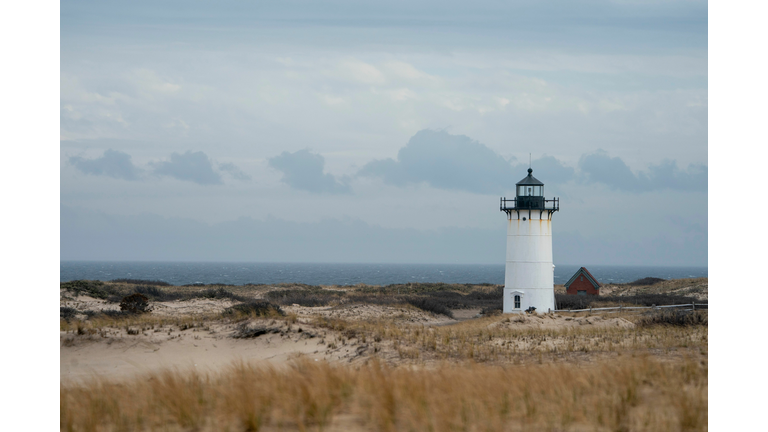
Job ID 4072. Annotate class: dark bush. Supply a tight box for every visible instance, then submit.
[345,294,398,307]
[404,297,454,318]
[119,293,152,314]
[425,291,464,299]
[416,288,502,310]
[341,287,503,312]
[224,301,284,317]
[106,294,124,303]
[111,279,172,286]
[131,285,247,302]
[232,324,280,339]
[555,295,594,310]
[60,307,78,321]
[61,280,112,299]
[199,288,248,302]
[266,288,345,307]
[464,287,504,301]
[636,310,708,327]
[628,277,667,286]
[555,293,704,310]
[133,285,177,301]
[82,310,103,319]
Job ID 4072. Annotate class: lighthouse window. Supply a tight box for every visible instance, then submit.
[517,185,543,196]
[514,295,521,309]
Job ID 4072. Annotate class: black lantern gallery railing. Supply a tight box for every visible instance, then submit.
[500,196,559,219]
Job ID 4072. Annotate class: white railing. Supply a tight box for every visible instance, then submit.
[555,303,707,313]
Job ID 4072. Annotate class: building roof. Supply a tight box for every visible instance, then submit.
[564,267,601,288]
[516,168,544,186]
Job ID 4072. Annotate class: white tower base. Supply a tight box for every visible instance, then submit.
[503,209,555,314]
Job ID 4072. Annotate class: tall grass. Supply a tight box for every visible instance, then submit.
[61,356,706,432]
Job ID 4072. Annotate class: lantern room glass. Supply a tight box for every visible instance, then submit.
[517,185,543,197]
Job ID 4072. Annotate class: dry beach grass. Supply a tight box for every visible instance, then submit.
[62,356,706,432]
[60,278,708,431]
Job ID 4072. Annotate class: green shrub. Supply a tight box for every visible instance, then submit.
[61,280,110,299]
[628,277,666,286]
[404,297,454,318]
[60,307,78,321]
[224,301,284,317]
[119,293,152,314]
[555,293,703,310]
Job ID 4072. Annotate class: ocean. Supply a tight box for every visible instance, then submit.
[60,262,707,286]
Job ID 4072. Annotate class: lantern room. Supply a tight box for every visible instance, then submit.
[515,168,545,209]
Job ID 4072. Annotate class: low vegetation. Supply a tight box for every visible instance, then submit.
[61,277,708,431]
[628,277,667,285]
[555,293,704,310]
[263,284,500,318]
[636,309,708,327]
[118,293,152,314]
[62,280,249,303]
[61,356,707,432]
[224,301,285,318]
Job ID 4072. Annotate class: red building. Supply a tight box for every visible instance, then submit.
[565,267,601,295]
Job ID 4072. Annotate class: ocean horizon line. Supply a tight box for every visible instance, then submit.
[61,261,708,286]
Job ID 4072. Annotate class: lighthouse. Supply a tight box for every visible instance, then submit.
[500,168,559,313]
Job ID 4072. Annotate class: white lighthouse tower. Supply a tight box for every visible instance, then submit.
[500,168,559,314]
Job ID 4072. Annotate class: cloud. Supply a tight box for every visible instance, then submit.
[642,160,707,192]
[218,162,251,181]
[69,149,141,180]
[357,130,704,195]
[268,149,350,194]
[357,129,512,194]
[150,151,223,185]
[579,150,707,192]
[358,129,576,194]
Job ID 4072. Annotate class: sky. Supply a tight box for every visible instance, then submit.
[59,0,708,266]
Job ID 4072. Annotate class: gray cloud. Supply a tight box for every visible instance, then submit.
[269,149,350,194]
[579,150,707,192]
[69,149,141,180]
[357,130,704,194]
[151,151,223,185]
[358,130,575,194]
[218,162,251,181]
[358,129,514,194]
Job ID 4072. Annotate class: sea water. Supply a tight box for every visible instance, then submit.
[60,262,707,286]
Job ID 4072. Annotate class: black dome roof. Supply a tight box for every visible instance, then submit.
[516,168,544,186]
